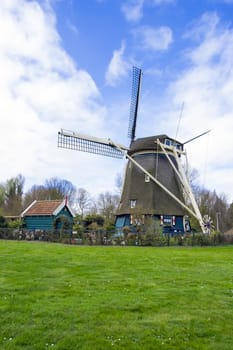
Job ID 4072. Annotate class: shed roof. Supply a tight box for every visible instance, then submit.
[21,199,75,217]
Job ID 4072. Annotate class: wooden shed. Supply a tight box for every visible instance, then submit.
[21,199,75,231]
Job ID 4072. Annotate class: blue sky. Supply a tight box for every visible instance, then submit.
[0,0,233,203]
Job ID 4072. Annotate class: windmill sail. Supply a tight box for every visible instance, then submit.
[58,129,125,159]
[128,66,142,141]
[183,130,211,145]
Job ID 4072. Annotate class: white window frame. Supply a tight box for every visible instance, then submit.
[130,199,137,208]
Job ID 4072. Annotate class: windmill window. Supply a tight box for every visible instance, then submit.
[145,174,150,182]
[130,200,137,208]
[165,138,182,151]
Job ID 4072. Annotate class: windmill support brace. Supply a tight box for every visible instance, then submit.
[111,140,205,233]
[157,140,205,233]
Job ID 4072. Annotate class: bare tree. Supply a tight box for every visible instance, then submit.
[97,191,120,225]
[23,185,48,208]
[115,172,123,195]
[190,188,229,232]
[226,202,233,230]
[23,177,76,209]
[0,184,5,215]
[4,174,25,215]
[76,188,92,217]
[44,177,76,203]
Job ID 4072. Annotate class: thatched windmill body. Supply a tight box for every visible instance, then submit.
[58,67,208,234]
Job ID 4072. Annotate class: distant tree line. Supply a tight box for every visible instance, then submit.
[0,174,120,231]
[0,173,233,233]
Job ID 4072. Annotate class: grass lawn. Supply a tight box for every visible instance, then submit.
[0,241,233,350]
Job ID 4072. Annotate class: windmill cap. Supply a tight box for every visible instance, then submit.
[129,135,183,154]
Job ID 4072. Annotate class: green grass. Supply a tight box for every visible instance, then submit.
[0,241,233,349]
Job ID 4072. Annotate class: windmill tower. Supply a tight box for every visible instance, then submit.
[58,67,208,234]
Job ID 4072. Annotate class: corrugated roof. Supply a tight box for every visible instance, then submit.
[22,200,64,216]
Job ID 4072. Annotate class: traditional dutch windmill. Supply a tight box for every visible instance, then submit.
[58,67,210,234]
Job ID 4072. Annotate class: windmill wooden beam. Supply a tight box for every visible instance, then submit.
[157,139,206,233]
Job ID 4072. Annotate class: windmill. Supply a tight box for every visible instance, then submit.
[58,67,210,234]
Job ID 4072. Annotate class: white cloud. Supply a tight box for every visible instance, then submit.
[121,0,175,22]
[66,19,79,36]
[152,0,175,4]
[105,41,131,86]
[184,12,220,42]
[0,0,117,195]
[133,25,173,51]
[166,12,233,200]
[121,0,144,22]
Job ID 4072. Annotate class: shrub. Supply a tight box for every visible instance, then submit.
[0,216,7,228]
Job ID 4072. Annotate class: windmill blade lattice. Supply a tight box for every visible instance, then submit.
[128,66,142,141]
[58,130,124,159]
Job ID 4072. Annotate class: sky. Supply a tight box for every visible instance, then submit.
[1,0,233,203]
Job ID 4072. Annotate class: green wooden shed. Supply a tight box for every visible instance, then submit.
[21,199,75,231]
